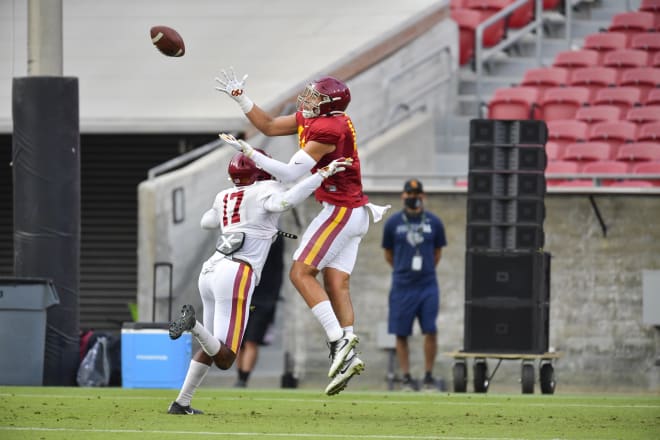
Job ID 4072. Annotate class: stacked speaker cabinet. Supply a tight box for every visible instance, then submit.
[464,119,551,354]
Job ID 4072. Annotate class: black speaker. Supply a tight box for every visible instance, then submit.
[465,251,550,302]
[469,145,546,172]
[469,119,548,146]
[464,301,549,353]
[467,198,545,224]
[466,224,544,250]
[468,172,546,198]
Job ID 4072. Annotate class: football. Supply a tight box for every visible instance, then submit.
[150,25,185,57]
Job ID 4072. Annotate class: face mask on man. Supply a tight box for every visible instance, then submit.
[404,197,422,210]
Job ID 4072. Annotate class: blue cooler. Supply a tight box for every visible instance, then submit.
[121,322,192,388]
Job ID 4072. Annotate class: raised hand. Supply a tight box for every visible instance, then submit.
[219,133,255,158]
[214,67,254,113]
[318,158,353,179]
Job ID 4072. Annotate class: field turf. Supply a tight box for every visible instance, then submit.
[1,387,658,439]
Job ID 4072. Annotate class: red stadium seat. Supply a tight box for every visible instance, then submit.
[465,0,534,29]
[575,105,623,124]
[547,120,590,150]
[592,87,643,113]
[451,8,506,65]
[581,160,631,185]
[653,52,660,67]
[488,87,540,120]
[520,67,570,95]
[626,105,660,124]
[451,0,470,8]
[545,141,563,160]
[608,12,656,44]
[553,50,600,76]
[643,88,660,105]
[545,160,581,185]
[583,32,628,63]
[569,67,618,99]
[616,141,660,162]
[639,0,660,29]
[563,141,615,167]
[588,120,638,151]
[618,67,660,100]
[539,86,590,121]
[632,161,660,186]
[543,0,561,10]
[603,49,650,74]
[637,121,660,141]
[630,33,660,54]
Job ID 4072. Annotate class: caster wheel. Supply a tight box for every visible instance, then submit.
[453,361,467,393]
[540,363,555,394]
[473,360,489,393]
[521,363,535,394]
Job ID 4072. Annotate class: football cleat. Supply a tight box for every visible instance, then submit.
[327,332,359,378]
[169,304,196,340]
[167,401,204,415]
[325,351,365,396]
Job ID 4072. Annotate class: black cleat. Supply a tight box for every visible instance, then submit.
[167,401,204,415]
[169,304,196,340]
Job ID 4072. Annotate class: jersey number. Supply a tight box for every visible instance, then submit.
[222,190,244,226]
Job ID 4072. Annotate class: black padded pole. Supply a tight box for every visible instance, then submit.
[12,76,80,385]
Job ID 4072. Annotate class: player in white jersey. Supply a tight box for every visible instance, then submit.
[166,149,351,415]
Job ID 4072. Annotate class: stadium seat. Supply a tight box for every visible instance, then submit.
[618,67,660,100]
[451,0,470,8]
[539,86,590,121]
[547,120,590,150]
[545,141,563,160]
[575,105,623,124]
[545,160,581,185]
[630,33,660,54]
[543,0,561,10]
[616,141,660,162]
[608,12,656,44]
[569,67,618,99]
[626,105,660,124]
[461,2,507,46]
[636,121,660,141]
[632,161,660,186]
[643,88,660,105]
[583,32,628,63]
[451,8,505,65]
[602,49,650,76]
[639,0,660,29]
[465,0,534,29]
[581,160,631,185]
[520,67,570,95]
[592,87,643,114]
[653,52,660,67]
[553,49,600,76]
[488,86,540,119]
[588,120,638,151]
[563,141,615,167]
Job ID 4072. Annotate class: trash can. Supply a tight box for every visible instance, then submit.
[0,277,60,385]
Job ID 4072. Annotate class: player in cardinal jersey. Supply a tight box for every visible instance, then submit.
[166,150,350,415]
[216,70,390,395]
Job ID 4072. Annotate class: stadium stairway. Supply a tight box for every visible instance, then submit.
[442,0,632,174]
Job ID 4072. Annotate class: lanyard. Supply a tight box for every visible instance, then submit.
[402,211,427,254]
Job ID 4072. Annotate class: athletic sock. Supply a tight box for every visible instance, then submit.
[175,359,209,407]
[238,369,250,382]
[191,321,221,356]
[311,300,343,342]
[342,325,354,335]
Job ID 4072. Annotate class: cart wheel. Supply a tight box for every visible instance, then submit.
[540,363,555,394]
[473,360,489,393]
[521,363,535,394]
[453,361,467,393]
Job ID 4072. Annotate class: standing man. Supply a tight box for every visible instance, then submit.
[167,150,350,414]
[382,179,447,391]
[216,69,389,395]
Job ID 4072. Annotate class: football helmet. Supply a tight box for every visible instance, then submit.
[228,148,273,186]
[297,76,351,118]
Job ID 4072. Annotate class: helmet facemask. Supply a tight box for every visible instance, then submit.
[297,85,332,118]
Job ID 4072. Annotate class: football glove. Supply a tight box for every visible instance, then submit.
[219,133,255,158]
[214,67,254,113]
[318,158,353,179]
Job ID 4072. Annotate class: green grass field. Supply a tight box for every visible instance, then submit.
[1,387,658,439]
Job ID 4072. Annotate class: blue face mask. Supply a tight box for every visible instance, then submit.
[404,197,421,210]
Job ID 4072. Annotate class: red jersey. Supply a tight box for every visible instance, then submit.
[295,112,368,208]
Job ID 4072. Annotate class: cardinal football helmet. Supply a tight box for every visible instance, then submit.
[228,149,273,186]
[297,76,351,118]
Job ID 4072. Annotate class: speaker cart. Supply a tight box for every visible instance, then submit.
[445,350,561,394]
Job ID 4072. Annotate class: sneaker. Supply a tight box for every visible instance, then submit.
[167,401,203,415]
[325,352,365,396]
[327,332,359,378]
[422,376,437,392]
[401,375,419,392]
[234,378,247,388]
[169,304,196,340]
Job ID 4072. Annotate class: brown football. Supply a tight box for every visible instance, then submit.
[150,25,185,57]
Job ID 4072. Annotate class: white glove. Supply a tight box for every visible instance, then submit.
[318,158,353,179]
[214,67,254,113]
[219,133,255,158]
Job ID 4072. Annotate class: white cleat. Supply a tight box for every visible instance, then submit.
[327,332,359,378]
[325,352,365,396]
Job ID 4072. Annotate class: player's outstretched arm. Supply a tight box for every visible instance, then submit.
[220,133,317,183]
[263,158,352,213]
[214,68,297,136]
